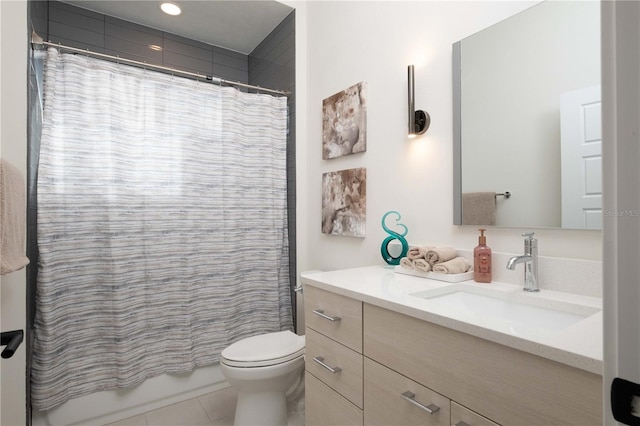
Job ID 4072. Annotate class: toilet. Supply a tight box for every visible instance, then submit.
[220,330,305,426]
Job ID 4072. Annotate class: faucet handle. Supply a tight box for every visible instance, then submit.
[522,232,537,250]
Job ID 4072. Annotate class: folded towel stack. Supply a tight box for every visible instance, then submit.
[399,245,470,275]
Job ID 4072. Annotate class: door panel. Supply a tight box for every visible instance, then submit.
[561,85,602,229]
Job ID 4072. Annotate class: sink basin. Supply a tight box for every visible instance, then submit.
[411,285,600,337]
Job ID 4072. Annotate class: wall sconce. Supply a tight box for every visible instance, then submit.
[408,65,430,137]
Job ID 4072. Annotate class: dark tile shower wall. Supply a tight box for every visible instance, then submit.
[30,0,49,39]
[45,1,249,82]
[249,11,297,329]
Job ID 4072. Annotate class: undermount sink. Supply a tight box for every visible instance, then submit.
[411,284,600,337]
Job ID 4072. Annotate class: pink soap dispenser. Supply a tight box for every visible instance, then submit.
[474,228,492,283]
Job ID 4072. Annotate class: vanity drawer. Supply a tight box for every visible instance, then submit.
[306,371,363,426]
[364,357,450,426]
[306,327,363,408]
[451,401,500,426]
[363,303,602,426]
[305,285,362,352]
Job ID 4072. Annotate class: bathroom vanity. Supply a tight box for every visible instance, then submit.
[302,266,602,425]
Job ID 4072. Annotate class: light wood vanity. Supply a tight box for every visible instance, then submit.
[302,268,603,426]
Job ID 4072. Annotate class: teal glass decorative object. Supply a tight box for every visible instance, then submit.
[380,211,409,265]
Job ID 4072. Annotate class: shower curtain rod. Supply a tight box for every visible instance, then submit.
[30,32,291,97]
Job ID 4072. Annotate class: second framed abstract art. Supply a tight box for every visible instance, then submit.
[321,167,367,237]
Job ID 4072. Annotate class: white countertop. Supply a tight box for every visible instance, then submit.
[300,265,603,375]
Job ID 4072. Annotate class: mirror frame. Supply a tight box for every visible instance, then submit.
[451,2,601,229]
[452,41,463,226]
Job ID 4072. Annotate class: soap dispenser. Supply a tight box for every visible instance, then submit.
[474,228,492,283]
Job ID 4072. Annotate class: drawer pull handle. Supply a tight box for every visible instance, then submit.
[313,356,342,374]
[313,309,342,322]
[454,422,471,426]
[400,391,440,415]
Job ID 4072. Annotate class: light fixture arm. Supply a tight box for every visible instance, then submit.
[408,65,430,136]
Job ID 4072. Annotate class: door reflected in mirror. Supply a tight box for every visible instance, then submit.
[453,0,601,229]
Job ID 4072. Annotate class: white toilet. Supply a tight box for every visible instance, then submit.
[220,330,305,426]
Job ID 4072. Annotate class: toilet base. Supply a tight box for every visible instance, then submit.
[220,331,306,426]
[234,391,287,426]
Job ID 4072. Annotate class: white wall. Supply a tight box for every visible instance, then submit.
[299,0,602,279]
[0,1,28,425]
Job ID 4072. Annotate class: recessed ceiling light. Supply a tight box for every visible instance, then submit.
[160,2,181,16]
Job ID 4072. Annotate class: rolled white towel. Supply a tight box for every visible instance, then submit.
[413,258,431,273]
[399,257,414,269]
[418,246,434,258]
[407,247,422,260]
[432,257,471,274]
[425,247,458,265]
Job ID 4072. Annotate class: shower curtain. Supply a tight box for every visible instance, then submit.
[32,48,292,411]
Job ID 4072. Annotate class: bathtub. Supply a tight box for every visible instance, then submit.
[32,364,227,426]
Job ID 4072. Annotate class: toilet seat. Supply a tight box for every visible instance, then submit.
[221,331,305,368]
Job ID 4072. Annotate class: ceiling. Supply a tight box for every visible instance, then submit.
[62,1,294,54]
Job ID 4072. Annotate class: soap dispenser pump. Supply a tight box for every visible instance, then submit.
[474,228,492,283]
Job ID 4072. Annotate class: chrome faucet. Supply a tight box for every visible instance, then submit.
[506,232,539,292]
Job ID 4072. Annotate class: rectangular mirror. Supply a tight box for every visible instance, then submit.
[453,1,601,229]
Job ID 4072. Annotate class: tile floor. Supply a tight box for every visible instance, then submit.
[105,386,305,426]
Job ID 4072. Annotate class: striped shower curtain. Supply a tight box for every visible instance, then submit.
[32,48,292,411]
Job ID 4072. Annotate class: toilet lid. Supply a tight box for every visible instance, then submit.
[221,331,305,367]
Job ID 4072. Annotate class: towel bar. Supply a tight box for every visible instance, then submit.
[495,192,511,199]
[1,330,24,359]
